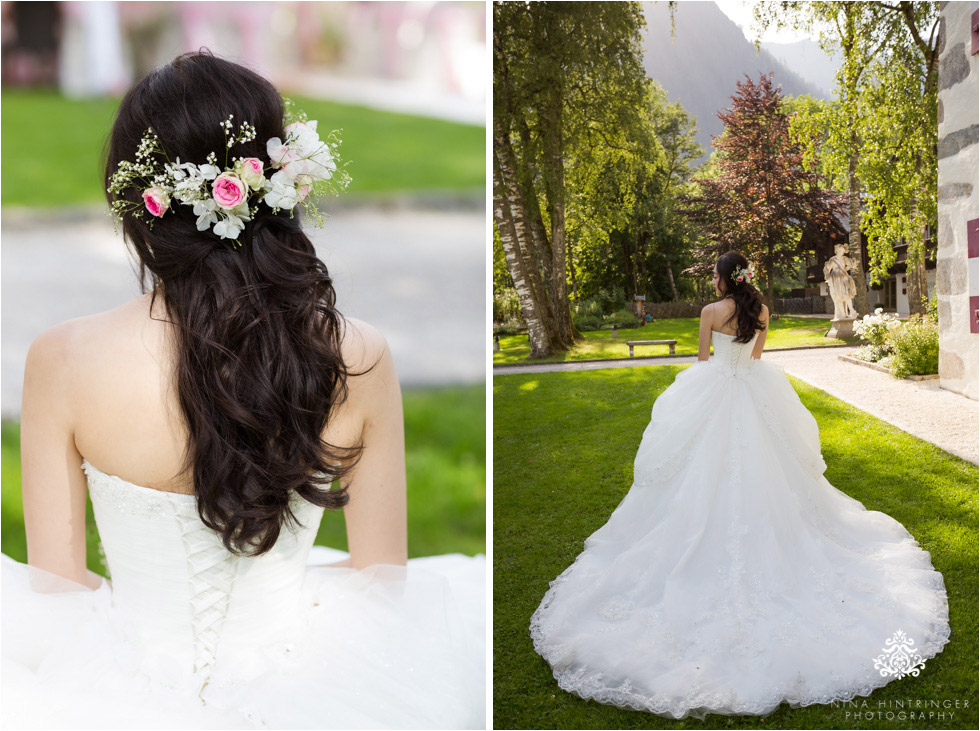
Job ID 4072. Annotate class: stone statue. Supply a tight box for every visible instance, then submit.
[823,243,859,337]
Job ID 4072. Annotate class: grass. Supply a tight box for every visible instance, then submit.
[493,316,862,364]
[493,368,978,730]
[1,384,485,575]
[0,89,484,208]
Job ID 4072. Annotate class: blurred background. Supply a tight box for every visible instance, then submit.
[0,0,486,565]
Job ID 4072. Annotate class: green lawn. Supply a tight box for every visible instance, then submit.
[493,368,978,729]
[0,89,483,207]
[494,316,862,364]
[1,384,485,574]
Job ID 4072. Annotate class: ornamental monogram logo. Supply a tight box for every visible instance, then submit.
[873,630,927,680]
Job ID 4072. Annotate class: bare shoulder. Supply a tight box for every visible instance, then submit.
[339,316,392,374]
[760,302,770,324]
[26,295,165,392]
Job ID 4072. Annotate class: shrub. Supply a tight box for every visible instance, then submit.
[886,315,939,378]
[572,313,604,332]
[573,297,604,319]
[853,344,890,363]
[925,294,939,324]
[603,308,640,329]
[493,319,524,336]
[493,289,522,323]
[854,308,902,351]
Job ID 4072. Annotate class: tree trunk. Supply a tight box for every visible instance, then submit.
[666,260,679,301]
[516,118,555,286]
[766,235,777,317]
[569,245,578,302]
[493,122,562,358]
[540,82,578,347]
[847,139,871,317]
[905,186,928,316]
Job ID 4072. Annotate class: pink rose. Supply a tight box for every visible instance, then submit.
[211,173,247,210]
[236,157,265,190]
[142,187,169,217]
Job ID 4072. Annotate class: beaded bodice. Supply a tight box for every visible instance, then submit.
[81,459,325,694]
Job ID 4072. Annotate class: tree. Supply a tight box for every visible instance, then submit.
[860,1,940,315]
[752,1,899,317]
[751,1,939,316]
[679,73,847,314]
[493,1,651,358]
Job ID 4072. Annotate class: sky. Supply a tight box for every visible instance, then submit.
[713,0,816,44]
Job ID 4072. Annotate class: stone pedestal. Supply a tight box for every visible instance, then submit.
[826,318,856,339]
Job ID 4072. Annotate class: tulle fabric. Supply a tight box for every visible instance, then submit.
[2,547,485,729]
[530,334,950,720]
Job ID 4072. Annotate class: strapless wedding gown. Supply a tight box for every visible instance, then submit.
[2,460,485,729]
[530,330,950,720]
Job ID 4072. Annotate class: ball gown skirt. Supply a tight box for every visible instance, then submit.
[1,460,486,729]
[529,330,950,720]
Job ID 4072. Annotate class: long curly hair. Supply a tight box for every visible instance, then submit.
[715,251,766,344]
[102,50,362,556]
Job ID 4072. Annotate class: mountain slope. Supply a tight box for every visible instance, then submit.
[642,1,830,166]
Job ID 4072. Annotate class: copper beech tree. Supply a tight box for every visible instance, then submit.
[680,72,847,315]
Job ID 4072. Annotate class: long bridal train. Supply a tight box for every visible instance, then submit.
[530,330,949,720]
[2,461,486,730]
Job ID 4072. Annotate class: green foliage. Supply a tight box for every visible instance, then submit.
[1,90,483,207]
[926,290,939,323]
[1,386,485,569]
[571,313,604,332]
[571,290,638,331]
[493,289,522,324]
[493,367,978,729]
[886,315,940,378]
[752,2,940,290]
[566,77,703,305]
[604,308,641,329]
[493,321,524,337]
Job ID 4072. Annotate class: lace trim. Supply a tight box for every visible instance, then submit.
[83,460,174,517]
[531,596,951,720]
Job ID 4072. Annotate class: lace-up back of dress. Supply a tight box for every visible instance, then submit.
[711,330,759,376]
[81,459,326,694]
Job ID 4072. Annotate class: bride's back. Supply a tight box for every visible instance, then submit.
[65,291,368,496]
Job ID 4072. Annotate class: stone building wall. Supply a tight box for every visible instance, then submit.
[936,2,979,400]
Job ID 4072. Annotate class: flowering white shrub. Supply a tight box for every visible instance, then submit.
[853,344,890,363]
[886,315,939,378]
[854,308,902,349]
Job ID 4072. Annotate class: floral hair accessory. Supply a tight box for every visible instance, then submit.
[732,261,755,284]
[107,99,351,247]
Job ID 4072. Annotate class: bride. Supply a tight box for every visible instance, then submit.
[1,51,484,730]
[530,251,949,720]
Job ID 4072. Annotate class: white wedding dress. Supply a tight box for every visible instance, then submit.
[2,460,485,729]
[530,330,950,720]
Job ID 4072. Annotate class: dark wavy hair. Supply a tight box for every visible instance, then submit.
[715,251,766,344]
[102,50,361,556]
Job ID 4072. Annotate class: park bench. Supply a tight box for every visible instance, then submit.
[626,339,677,357]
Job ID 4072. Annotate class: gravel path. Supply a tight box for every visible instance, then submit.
[764,346,978,466]
[494,346,979,466]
